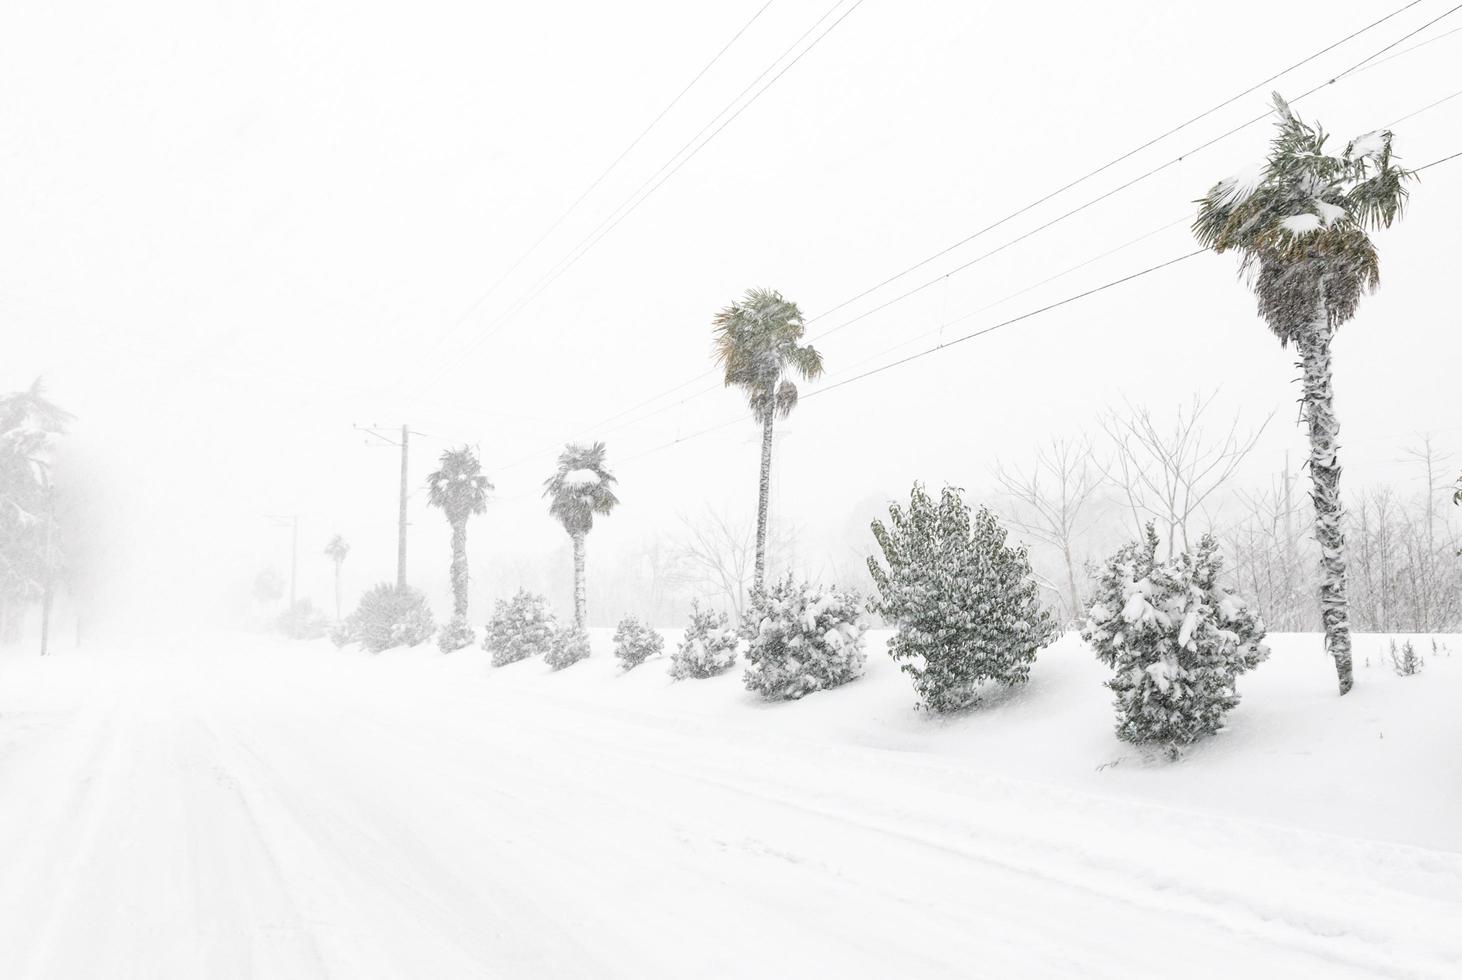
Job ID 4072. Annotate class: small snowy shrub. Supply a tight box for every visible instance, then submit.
[868,484,1059,712]
[483,589,556,666]
[1389,638,1424,676]
[668,602,740,680]
[544,624,591,671]
[613,615,664,671]
[276,598,328,640]
[436,614,476,653]
[343,583,435,653]
[1083,526,1268,748]
[744,578,867,700]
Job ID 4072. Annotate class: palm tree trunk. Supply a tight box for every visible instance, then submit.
[754,411,774,599]
[451,520,469,619]
[333,561,342,621]
[572,532,587,629]
[1297,319,1353,695]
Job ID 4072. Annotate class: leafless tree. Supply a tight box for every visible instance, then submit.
[1223,463,1314,631]
[1099,392,1271,558]
[993,435,1102,622]
[676,507,799,621]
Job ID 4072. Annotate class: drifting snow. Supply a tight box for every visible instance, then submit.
[0,630,1458,977]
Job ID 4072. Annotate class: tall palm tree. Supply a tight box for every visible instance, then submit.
[712,288,823,600]
[426,447,492,621]
[1193,94,1412,695]
[323,534,350,621]
[543,442,618,628]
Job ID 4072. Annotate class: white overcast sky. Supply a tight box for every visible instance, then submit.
[3,0,1460,618]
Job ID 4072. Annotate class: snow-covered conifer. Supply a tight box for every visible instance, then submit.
[613,615,664,671]
[483,589,556,666]
[544,623,590,671]
[437,615,476,653]
[1082,526,1269,748]
[868,484,1058,712]
[276,598,328,640]
[668,602,740,680]
[743,577,866,700]
[341,583,435,653]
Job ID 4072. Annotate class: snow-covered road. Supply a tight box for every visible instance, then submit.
[1,637,1458,978]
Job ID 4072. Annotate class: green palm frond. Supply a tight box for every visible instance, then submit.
[712,287,823,424]
[1192,93,1412,343]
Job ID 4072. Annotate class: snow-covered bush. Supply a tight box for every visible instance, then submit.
[436,614,476,654]
[483,589,556,666]
[1082,526,1268,748]
[613,615,664,671]
[341,583,435,653]
[1389,638,1423,676]
[276,598,328,640]
[544,624,590,671]
[868,484,1059,712]
[743,578,866,700]
[668,602,740,680]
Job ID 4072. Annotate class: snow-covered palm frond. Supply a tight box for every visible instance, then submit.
[1193,93,1411,345]
[543,441,618,536]
[426,446,492,524]
[712,288,824,423]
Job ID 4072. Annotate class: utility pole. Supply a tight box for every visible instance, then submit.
[267,514,300,607]
[355,423,419,589]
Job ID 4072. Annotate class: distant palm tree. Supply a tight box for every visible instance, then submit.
[712,288,823,599]
[323,534,350,621]
[1193,94,1412,696]
[543,442,618,628]
[426,447,492,620]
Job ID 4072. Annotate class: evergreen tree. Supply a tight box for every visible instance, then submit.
[612,615,664,671]
[712,288,823,601]
[543,442,618,628]
[868,484,1058,712]
[323,534,350,622]
[1193,94,1412,695]
[544,623,590,671]
[668,602,740,680]
[1083,526,1269,750]
[0,380,71,643]
[339,582,435,653]
[743,577,866,700]
[427,446,492,651]
[483,589,556,666]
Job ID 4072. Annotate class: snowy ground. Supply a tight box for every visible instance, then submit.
[0,629,1459,979]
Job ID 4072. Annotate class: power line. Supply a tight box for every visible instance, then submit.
[586,148,1460,473]
[410,0,868,394]
[803,1,1462,347]
[483,2,1450,464]
[800,0,1440,331]
[404,0,781,375]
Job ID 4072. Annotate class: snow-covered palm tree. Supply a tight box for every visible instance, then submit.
[426,447,492,621]
[1193,94,1412,695]
[712,288,823,600]
[323,534,350,621]
[543,442,618,628]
